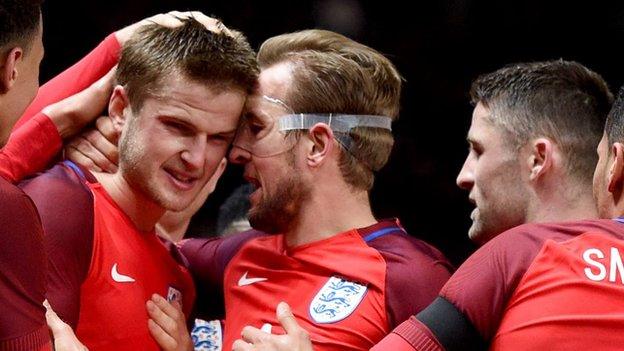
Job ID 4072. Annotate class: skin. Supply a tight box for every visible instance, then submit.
[456,102,530,245]
[0,18,44,145]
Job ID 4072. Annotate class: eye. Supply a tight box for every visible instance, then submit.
[468,143,483,158]
[163,119,193,135]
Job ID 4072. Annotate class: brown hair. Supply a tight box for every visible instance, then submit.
[470,60,613,184]
[117,18,259,112]
[258,29,402,190]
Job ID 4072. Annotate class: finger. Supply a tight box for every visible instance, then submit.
[71,136,116,173]
[64,146,103,173]
[83,129,119,169]
[241,326,271,344]
[232,339,255,351]
[147,318,177,351]
[146,300,179,338]
[151,294,184,321]
[95,116,119,144]
[276,302,300,335]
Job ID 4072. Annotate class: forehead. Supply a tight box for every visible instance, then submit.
[245,62,295,116]
[468,102,505,141]
[142,74,246,131]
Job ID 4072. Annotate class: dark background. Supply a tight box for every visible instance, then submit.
[41,0,624,265]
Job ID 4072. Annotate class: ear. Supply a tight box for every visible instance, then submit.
[108,85,130,133]
[0,47,24,94]
[306,123,334,168]
[527,138,553,182]
[607,142,624,193]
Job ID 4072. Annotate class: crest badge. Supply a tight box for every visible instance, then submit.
[309,276,368,324]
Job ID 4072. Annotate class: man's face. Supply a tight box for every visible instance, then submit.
[0,18,44,144]
[118,74,245,212]
[229,63,311,234]
[592,133,612,218]
[456,102,529,244]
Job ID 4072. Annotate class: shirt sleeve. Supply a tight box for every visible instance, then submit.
[372,233,453,328]
[0,33,121,183]
[0,113,62,183]
[20,162,95,329]
[0,178,51,350]
[14,33,121,130]
[180,230,265,320]
[387,226,546,350]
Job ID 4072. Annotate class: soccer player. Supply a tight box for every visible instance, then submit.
[20,18,258,351]
[0,1,113,349]
[457,61,610,245]
[142,29,453,351]
[236,62,622,351]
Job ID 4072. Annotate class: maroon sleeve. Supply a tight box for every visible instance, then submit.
[0,178,50,350]
[438,225,547,342]
[20,162,95,329]
[368,232,453,328]
[180,230,265,320]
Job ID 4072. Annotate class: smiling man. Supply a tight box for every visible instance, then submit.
[19,18,258,351]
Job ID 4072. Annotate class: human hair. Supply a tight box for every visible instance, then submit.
[116,17,259,112]
[0,0,42,54]
[470,60,613,183]
[257,29,403,190]
[605,86,624,147]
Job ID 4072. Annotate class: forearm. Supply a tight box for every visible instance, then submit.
[15,33,120,130]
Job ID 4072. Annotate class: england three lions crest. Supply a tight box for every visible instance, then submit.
[309,276,368,324]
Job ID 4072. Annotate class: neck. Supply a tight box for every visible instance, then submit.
[96,172,165,232]
[155,221,189,243]
[284,186,377,247]
[529,183,598,223]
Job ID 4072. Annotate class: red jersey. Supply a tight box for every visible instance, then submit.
[21,162,195,351]
[375,219,624,351]
[181,221,453,351]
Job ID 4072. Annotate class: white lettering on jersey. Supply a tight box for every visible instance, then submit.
[583,248,606,281]
[583,247,624,283]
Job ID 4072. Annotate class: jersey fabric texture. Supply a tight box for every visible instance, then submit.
[0,177,50,351]
[374,219,624,351]
[21,162,195,351]
[181,220,453,351]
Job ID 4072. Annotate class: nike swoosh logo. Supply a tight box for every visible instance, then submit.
[111,263,135,283]
[238,271,267,286]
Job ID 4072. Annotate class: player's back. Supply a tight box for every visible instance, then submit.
[492,219,624,350]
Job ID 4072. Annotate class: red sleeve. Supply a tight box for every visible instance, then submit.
[0,178,50,350]
[15,33,121,130]
[180,230,265,320]
[0,113,62,183]
[438,226,545,341]
[0,33,120,183]
[372,317,444,351]
[20,162,95,329]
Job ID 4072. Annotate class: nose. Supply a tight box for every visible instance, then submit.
[229,144,252,165]
[181,139,208,171]
[456,157,475,191]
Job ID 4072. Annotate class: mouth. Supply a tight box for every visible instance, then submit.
[164,168,200,191]
[244,174,262,204]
